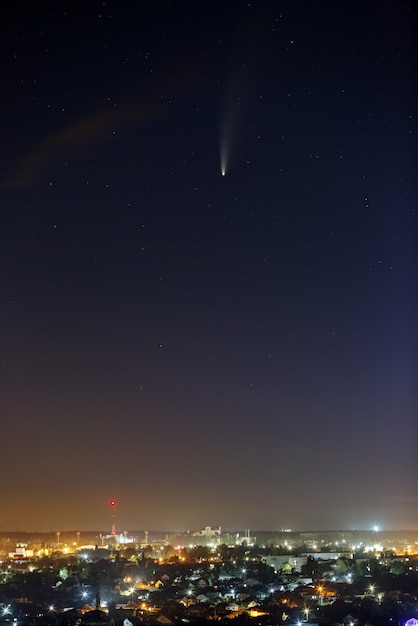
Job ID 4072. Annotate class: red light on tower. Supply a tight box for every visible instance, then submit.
[110,499,116,535]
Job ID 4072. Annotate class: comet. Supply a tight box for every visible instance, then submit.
[219,94,235,177]
[220,149,227,177]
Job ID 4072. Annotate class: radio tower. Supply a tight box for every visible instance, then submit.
[110,499,116,536]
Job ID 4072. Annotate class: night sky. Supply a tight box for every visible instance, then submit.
[1,1,417,533]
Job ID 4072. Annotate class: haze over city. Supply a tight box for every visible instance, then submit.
[1,0,416,532]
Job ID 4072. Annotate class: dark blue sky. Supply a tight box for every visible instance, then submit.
[1,0,416,532]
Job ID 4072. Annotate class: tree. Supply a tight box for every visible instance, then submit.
[334,558,348,576]
[389,560,406,575]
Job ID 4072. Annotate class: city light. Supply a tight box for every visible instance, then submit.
[0,527,416,626]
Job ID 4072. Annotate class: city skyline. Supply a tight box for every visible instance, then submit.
[1,519,416,539]
[1,1,417,532]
